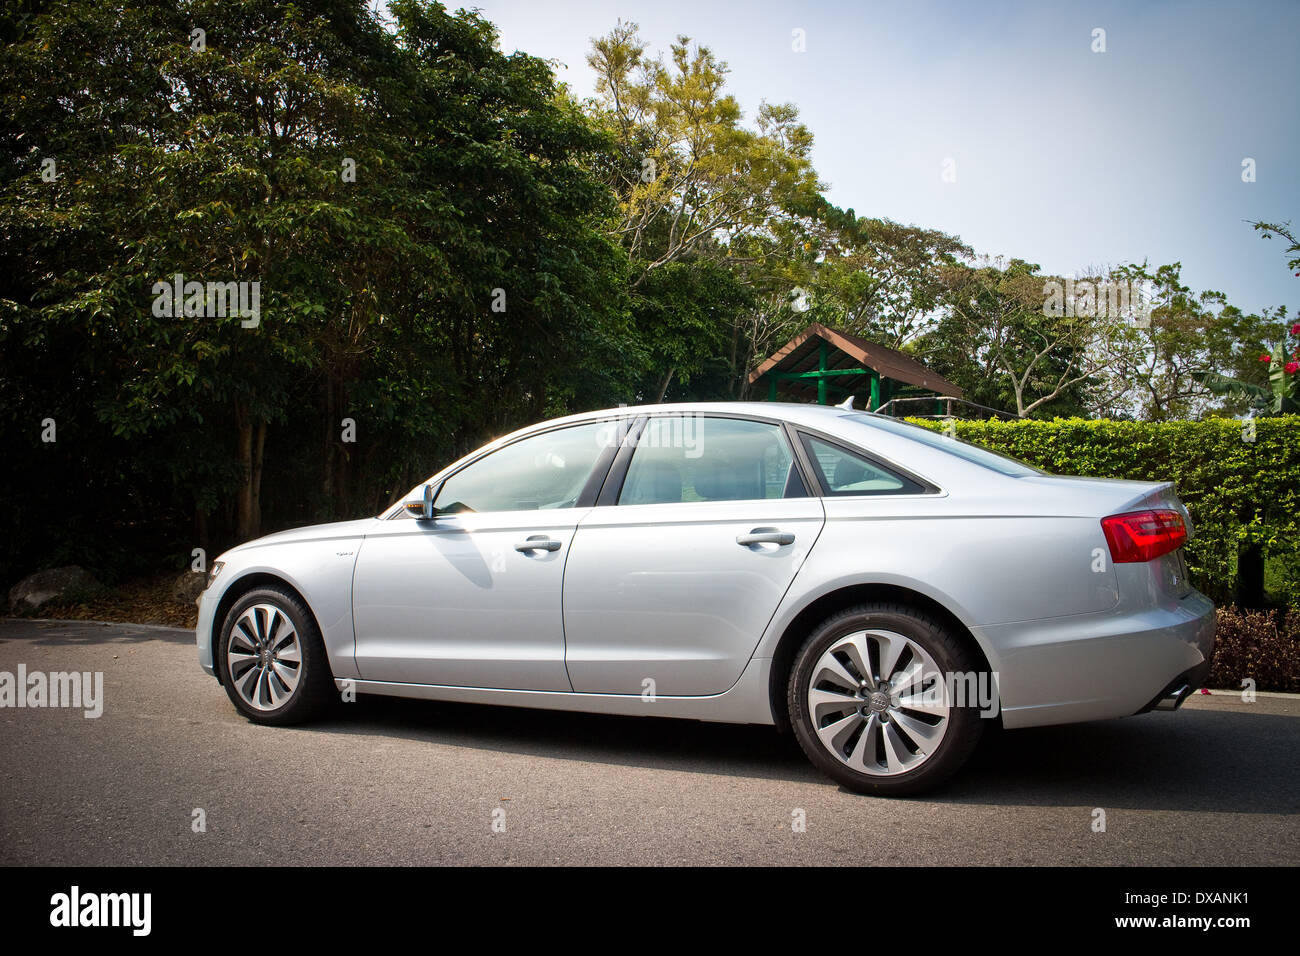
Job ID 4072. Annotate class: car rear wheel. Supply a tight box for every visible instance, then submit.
[218,586,335,725]
[788,603,987,796]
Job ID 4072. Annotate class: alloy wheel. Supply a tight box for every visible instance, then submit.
[226,603,303,711]
[805,628,950,776]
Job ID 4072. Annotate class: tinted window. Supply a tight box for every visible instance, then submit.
[433,421,616,514]
[619,416,795,505]
[842,412,1042,477]
[801,435,925,496]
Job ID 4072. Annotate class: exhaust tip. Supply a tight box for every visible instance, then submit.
[1154,684,1191,711]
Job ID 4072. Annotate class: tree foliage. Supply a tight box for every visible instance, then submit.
[0,0,632,580]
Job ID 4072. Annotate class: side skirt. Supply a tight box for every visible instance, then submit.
[336,657,775,726]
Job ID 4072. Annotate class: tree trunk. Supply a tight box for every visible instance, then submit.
[195,504,210,558]
[322,378,336,510]
[654,366,675,403]
[251,420,266,533]
[1236,542,1266,609]
[336,424,350,516]
[234,403,266,542]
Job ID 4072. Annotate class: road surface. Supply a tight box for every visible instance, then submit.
[1,618,1296,865]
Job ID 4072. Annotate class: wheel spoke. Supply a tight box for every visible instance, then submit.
[237,663,261,700]
[890,710,945,752]
[809,686,858,717]
[232,625,257,654]
[876,631,907,682]
[259,667,276,707]
[269,612,296,652]
[265,669,286,706]
[271,660,299,690]
[889,659,928,698]
[881,722,909,774]
[227,650,258,671]
[813,654,861,693]
[835,633,875,686]
[815,710,862,757]
[847,715,880,772]
[895,691,948,716]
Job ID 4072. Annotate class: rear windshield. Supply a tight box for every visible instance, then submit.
[842,413,1044,477]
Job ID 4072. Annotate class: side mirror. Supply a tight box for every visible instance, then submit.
[403,481,442,520]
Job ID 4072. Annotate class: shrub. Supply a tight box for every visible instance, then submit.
[1207,606,1300,693]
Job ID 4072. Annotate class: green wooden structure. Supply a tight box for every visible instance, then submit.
[749,322,964,409]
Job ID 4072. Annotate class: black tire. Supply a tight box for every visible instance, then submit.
[217,586,335,725]
[788,602,987,796]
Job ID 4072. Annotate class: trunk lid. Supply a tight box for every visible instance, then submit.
[1021,474,1193,598]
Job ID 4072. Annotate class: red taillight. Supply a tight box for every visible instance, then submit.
[1101,509,1187,563]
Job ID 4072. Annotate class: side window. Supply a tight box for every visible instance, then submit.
[619,416,796,505]
[800,434,925,496]
[432,420,617,514]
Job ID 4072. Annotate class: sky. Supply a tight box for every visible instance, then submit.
[464,0,1299,316]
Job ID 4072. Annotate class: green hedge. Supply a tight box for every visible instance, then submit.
[907,417,1300,606]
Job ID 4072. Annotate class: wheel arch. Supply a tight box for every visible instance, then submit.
[766,583,997,732]
[210,572,323,686]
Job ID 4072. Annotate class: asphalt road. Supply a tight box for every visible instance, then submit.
[1,618,1296,866]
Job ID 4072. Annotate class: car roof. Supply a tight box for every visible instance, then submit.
[535,401,855,430]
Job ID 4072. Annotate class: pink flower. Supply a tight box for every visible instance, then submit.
[1260,353,1272,362]
[1292,323,1300,335]
[1286,362,1298,374]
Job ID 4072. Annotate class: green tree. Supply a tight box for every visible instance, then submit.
[922,259,1140,418]
[810,217,971,349]
[584,22,830,401]
[0,0,633,577]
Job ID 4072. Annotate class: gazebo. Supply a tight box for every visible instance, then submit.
[749,322,964,410]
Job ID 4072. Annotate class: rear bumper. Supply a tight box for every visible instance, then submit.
[974,590,1216,730]
[1135,655,1215,714]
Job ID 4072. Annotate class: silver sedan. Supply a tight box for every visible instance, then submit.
[196,402,1216,795]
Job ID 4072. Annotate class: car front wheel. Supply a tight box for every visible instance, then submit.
[788,603,987,796]
[218,586,335,725]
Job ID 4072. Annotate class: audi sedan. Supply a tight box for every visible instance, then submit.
[196,402,1216,795]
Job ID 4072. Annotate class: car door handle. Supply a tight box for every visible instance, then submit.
[736,528,795,547]
[515,535,562,553]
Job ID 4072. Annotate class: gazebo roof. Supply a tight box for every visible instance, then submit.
[749,322,964,402]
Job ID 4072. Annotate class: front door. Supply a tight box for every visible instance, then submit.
[352,419,619,689]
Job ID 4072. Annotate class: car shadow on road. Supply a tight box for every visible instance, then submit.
[317,694,815,784]
[311,694,1300,814]
[946,711,1300,814]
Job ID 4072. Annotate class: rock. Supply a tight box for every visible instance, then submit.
[8,566,103,613]
[170,570,207,605]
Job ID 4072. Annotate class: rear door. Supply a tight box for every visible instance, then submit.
[562,414,825,696]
